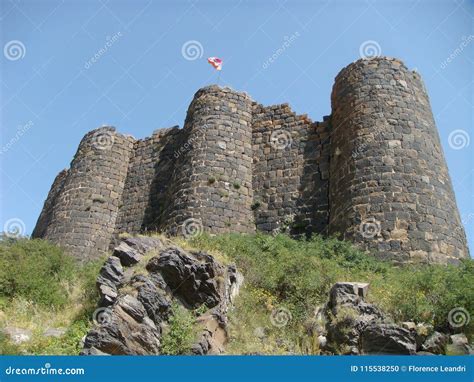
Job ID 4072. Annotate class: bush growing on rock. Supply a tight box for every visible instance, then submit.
[161,303,197,355]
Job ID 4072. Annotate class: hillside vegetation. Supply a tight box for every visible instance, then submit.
[0,237,103,354]
[0,234,472,355]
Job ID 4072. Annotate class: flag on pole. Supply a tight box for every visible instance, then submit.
[207,57,223,71]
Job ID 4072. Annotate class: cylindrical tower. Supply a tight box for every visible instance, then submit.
[329,57,469,264]
[42,126,134,260]
[32,168,69,238]
[163,86,255,235]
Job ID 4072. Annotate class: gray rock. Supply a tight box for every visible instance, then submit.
[113,242,142,266]
[123,236,163,253]
[80,346,109,355]
[318,335,327,348]
[450,333,468,346]
[98,284,118,307]
[421,331,448,355]
[360,323,416,355]
[146,248,222,309]
[325,281,384,354]
[82,298,161,355]
[97,256,123,290]
[43,328,67,338]
[327,282,381,318]
[3,327,32,344]
[96,256,123,307]
[82,238,241,356]
[447,333,471,355]
[136,277,171,325]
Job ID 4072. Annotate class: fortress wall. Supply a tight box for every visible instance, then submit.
[41,127,134,260]
[32,169,69,238]
[164,86,255,235]
[114,127,182,235]
[251,104,331,236]
[329,57,469,264]
[33,59,470,264]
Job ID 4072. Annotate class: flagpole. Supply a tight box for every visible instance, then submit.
[217,70,221,86]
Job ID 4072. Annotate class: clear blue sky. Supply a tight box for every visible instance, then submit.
[1,0,473,255]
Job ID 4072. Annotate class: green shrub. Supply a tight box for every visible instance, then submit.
[0,238,104,355]
[160,303,196,355]
[371,259,474,333]
[0,238,76,307]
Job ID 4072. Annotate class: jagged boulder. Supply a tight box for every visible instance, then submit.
[113,242,142,266]
[134,275,171,324]
[82,236,242,355]
[96,256,123,307]
[325,282,384,354]
[323,282,463,356]
[83,296,161,355]
[360,323,416,355]
[421,331,448,355]
[146,249,223,309]
[447,333,473,355]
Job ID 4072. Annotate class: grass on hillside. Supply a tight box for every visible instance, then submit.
[0,237,103,355]
[0,234,472,355]
[186,233,474,354]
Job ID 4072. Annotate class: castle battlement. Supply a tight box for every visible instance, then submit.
[33,57,469,264]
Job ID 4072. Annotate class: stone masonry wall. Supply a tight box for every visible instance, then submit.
[329,57,468,264]
[33,127,134,260]
[31,169,69,238]
[33,57,470,263]
[163,86,255,236]
[114,127,183,235]
[251,103,330,237]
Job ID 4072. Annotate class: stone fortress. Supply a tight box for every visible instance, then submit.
[33,57,469,264]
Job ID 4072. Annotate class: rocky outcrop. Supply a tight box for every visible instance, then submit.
[360,323,416,355]
[324,282,437,355]
[421,331,449,354]
[81,236,242,355]
[325,282,386,354]
[448,333,474,355]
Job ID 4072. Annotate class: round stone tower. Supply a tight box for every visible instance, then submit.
[329,57,469,264]
[163,86,255,236]
[41,126,134,260]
